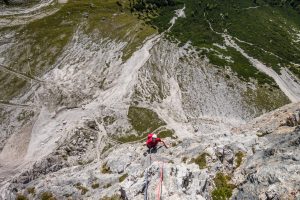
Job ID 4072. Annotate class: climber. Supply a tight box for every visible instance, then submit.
[144,133,168,152]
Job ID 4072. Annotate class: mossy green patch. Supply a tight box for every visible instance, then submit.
[119,173,128,182]
[103,183,112,188]
[115,106,166,143]
[158,129,174,138]
[256,130,271,137]
[101,163,112,174]
[0,73,27,101]
[103,116,116,125]
[212,172,236,200]
[74,183,89,195]
[128,106,166,133]
[191,153,210,169]
[114,133,146,143]
[91,183,99,189]
[16,194,28,200]
[235,151,244,168]
[27,187,35,195]
[41,192,56,200]
[100,194,122,200]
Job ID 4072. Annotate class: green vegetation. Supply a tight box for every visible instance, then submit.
[257,130,271,137]
[119,173,128,182]
[77,160,84,165]
[191,153,210,169]
[91,183,100,189]
[17,110,34,122]
[100,194,122,200]
[244,86,290,113]
[128,106,166,133]
[27,187,35,195]
[115,106,166,143]
[103,183,112,188]
[1,0,156,102]
[41,192,56,200]
[74,183,89,195]
[103,116,116,125]
[16,194,28,200]
[0,73,27,101]
[130,0,181,12]
[158,129,174,138]
[10,0,155,75]
[235,151,244,168]
[77,158,93,165]
[210,47,275,85]
[114,134,146,143]
[212,172,236,200]
[101,163,112,174]
[265,0,300,13]
[132,0,300,81]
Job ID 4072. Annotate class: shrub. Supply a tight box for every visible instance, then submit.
[212,172,236,200]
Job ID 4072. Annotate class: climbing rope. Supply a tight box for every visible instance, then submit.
[144,148,153,200]
[156,161,164,200]
[144,147,168,200]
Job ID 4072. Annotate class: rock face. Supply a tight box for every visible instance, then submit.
[233,128,300,200]
[2,0,33,5]
[0,2,299,199]
[0,102,299,200]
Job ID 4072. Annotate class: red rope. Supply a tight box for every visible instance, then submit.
[156,162,164,200]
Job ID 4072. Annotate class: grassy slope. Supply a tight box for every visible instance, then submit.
[0,0,156,101]
[152,0,300,79]
[133,0,297,111]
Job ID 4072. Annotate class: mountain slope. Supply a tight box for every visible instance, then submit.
[0,1,299,200]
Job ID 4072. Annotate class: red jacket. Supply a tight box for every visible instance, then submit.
[146,133,162,148]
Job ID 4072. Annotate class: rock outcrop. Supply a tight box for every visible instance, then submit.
[0,103,299,200]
